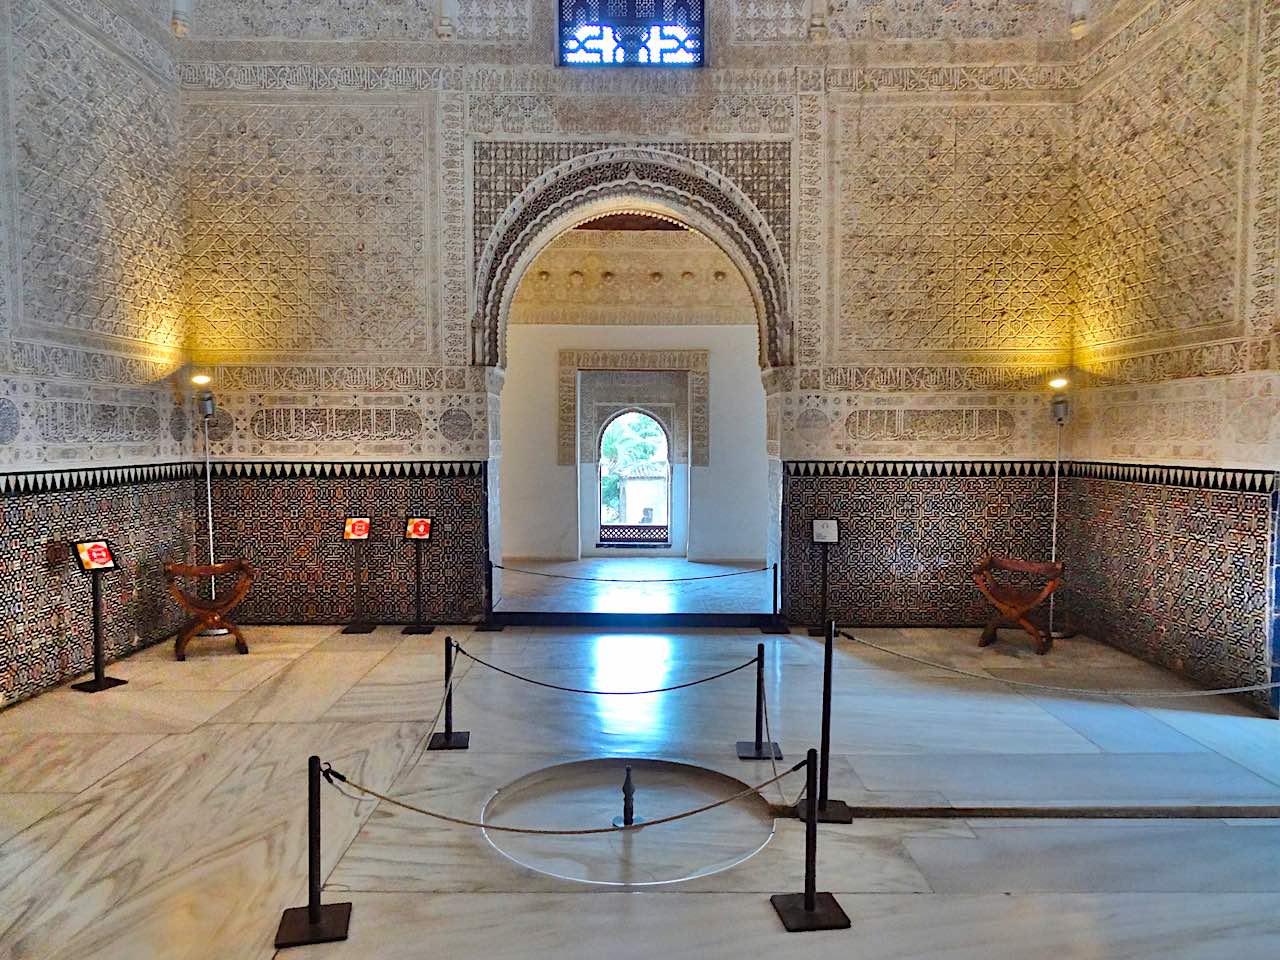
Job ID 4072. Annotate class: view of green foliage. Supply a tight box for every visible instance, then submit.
[599,412,668,523]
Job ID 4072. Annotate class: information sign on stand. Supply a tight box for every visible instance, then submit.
[341,518,375,634]
[809,519,838,636]
[402,517,435,635]
[70,540,128,692]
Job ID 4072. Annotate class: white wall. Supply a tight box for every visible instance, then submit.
[500,324,768,563]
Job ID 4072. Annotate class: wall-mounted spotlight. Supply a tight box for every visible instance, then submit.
[1048,376,1071,426]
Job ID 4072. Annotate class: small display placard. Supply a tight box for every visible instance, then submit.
[74,540,117,572]
[812,519,839,545]
[404,517,434,541]
[344,517,371,541]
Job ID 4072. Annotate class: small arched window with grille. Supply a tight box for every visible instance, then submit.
[558,0,704,67]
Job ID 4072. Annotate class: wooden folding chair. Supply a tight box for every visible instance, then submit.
[163,559,256,661]
[972,554,1064,655]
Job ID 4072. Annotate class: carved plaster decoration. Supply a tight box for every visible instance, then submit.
[826,0,1073,40]
[1074,0,1251,361]
[509,229,756,326]
[474,147,793,370]
[578,370,690,465]
[558,350,709,467]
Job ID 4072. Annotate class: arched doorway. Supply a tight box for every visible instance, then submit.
[480,149,790,613]
[596,410,674,548]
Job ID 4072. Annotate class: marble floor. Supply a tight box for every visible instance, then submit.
[495,557,774,613]
[2,625,1280,958]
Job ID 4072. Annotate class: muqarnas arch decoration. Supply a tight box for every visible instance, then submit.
[473,147,793,370]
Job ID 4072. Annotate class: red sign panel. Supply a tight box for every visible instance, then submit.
[344,517,371,540]
[404,517,433,541]
[74,540,117,572]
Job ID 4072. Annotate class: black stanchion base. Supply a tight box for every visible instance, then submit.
[611,816,647,828]
[474,622,505,632]
[770,892,851,933]
[401,623,435,635]
[427,730,470,751]
[790,798,856,824]
[759,619,790,635]
[274,902,353,949]
[737,740,784,761]
[341,622,377,635]
[70,676,128,693]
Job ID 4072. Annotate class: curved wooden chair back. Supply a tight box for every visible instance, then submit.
[163,558,257,661]
[972,553,1064,655]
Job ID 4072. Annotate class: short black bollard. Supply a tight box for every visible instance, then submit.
[789,620,853,823]
[612,764,645,828]
[71,568,127,693]
[770,748,851,933]
[427,636,470,750]
[274,756,352,949]
[475,560,505,632]
[760,563,789,634]
[737,643,783,760]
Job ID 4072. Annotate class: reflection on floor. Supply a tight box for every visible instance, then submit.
[496,557,774,613]
[2,625,1280,958]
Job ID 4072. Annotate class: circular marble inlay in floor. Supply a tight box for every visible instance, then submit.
[481,757,775,886]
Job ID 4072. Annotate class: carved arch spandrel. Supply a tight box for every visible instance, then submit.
[472,147,793,370]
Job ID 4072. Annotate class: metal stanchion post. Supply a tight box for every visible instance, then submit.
[788,620,853,823]
[428,636,470,750]
[342,539,375,634]
[738,642,782,760]
[274,756,352,949]
[770,748,851,932]
[402,539,434,635]
[808,542,829,637]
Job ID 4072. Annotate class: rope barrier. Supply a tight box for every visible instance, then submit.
[839,630,1280,699]
[493,563,769,584]
[320,760,805,836]
[454,642,758,695]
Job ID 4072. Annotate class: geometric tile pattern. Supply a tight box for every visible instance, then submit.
[782,468,1055,626]
[830,100,1074,360]
[182,99,433,359]
[0,472,195,708]
[199,464,488,625]
[1058,474,1276,712]
[1074,0,1250,355]
[12,0,182,347]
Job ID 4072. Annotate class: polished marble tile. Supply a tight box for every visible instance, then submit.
[212,652,389,723]
[0,689,242,734]
[0,733,164,792]
[2,626,1278,960]
[293,892,1280,960]
[905,822,1280,892]
[853,752,1280,805]
[0,721,423,960]
[0,794,72,846]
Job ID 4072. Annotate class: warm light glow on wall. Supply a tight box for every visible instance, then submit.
[191,373,212,386]
[1049,377,1069,390]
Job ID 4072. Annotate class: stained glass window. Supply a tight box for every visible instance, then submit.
[559,1,704,67]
